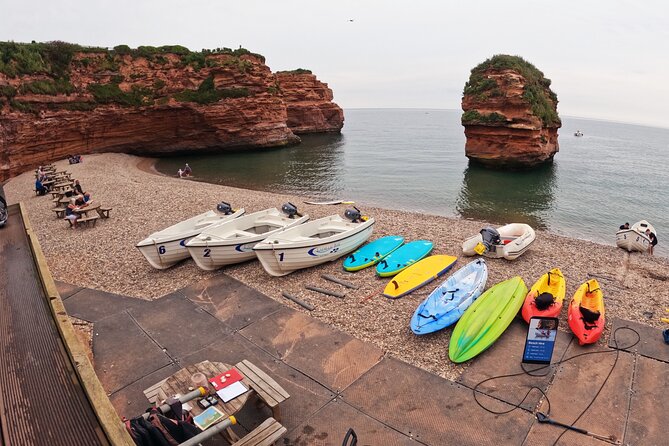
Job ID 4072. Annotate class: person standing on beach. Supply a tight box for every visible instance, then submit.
[646,229,658,255]
[183,163,192,177]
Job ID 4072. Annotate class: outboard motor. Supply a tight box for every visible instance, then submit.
[281,202,301,219]
[344,206,362,223]
[216,201,233,215]
[479,227,501,251]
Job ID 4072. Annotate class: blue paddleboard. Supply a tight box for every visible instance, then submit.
[343,236,404,271]
[411,259,488,334]
[376,240,433,277]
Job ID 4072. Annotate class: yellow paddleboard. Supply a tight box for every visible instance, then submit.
[383,255,458,299]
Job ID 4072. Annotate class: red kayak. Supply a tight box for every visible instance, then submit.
[568,279,605,345]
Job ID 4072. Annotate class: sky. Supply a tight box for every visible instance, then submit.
[2,0,669,128]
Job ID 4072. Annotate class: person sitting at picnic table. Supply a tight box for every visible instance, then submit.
[65,198,79,228]
[35,178,49,195]
[73,179,85,196]
[74,193,91,206]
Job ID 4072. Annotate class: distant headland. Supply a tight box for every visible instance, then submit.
[0,41,344,181]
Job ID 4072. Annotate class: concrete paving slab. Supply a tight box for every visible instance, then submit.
[54,280,83,299]
[458,319,573,409]
[286,399,418,446]
[129,294,231,359]
[63,286,150,322]
[608,317,669,363]
[184,273,282,331]
[180,333,333,433]
[93,311,172,394]
[240,307,384,392]
[108,362,182,419]
[624,356,669,446]
[523,344,634,446]
[342,357,535,446]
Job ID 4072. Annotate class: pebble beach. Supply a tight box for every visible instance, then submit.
[5,152,669,380]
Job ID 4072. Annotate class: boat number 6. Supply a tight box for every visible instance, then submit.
[158,246,166,254]
[203,248,211,258]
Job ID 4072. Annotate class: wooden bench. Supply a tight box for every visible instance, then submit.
[143,378,168,406]
[78,215,100,227]
[52,207,66,219]
[232,417,286,446]
[235,360,290,422]
[65,214,99,228]
[97,206,112,218]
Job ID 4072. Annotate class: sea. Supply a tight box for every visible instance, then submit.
[155,109,669,258]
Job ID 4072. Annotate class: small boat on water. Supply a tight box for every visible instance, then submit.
[616,220,656,252]
[574,130,584,137]
[254,210,375,277]
[186,207,309,270]
[462,223,536,260]
[136,202,244,270]
[411,259,488,334]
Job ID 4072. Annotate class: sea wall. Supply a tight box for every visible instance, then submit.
[0,45,343,181]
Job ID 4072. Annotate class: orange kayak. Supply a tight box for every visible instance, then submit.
[521,268,566,323]
[568,279,605,345]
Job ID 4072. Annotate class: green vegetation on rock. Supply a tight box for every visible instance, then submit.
[173,76,249,104]
[462,54,560,127]
[0,40,264,113]
[276,68,312,75]
[461,110,507,125]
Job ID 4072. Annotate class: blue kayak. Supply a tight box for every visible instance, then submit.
[410,259,488,335]
[343,235,404,271]
[376,240,433,277]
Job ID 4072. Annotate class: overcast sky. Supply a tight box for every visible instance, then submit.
[2,0,669,128]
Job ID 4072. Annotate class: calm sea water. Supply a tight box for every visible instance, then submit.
[155,109,668,257]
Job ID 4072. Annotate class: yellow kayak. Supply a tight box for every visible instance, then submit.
[521,268,566,323]
[383,255,457,299]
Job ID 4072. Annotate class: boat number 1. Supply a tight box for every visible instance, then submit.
[203,248,211,258]
[158,246,166,254]
[278,253,285,262]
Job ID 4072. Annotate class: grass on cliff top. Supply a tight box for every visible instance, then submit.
[0,40,264,113]
[462,54,561,127]
[276,68,312,75]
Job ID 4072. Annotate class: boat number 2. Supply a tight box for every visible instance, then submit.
[278,253,285,262]
[158,246,166,255]
[203,248,211,258]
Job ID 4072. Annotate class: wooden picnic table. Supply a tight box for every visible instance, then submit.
[145,360,289,445]
[72,202,100,217]
[158,361,252,442]
[52,182,72,192]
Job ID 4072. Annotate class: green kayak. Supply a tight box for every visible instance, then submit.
[449,276,527,363]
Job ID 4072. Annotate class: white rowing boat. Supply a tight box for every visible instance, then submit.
[136,207,245,269]
[616,220,655,252]
[186,208,309,270]
[254,214,375,276]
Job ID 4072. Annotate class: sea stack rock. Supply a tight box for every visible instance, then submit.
[0,42,344,181]
[461,55,561,168]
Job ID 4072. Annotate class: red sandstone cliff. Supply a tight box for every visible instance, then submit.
[275,71,344,134]
[461,56,561,168]
[0,47,343,181]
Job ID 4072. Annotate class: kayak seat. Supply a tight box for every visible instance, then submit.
[535,292,555,310]
[579,305,601,324]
